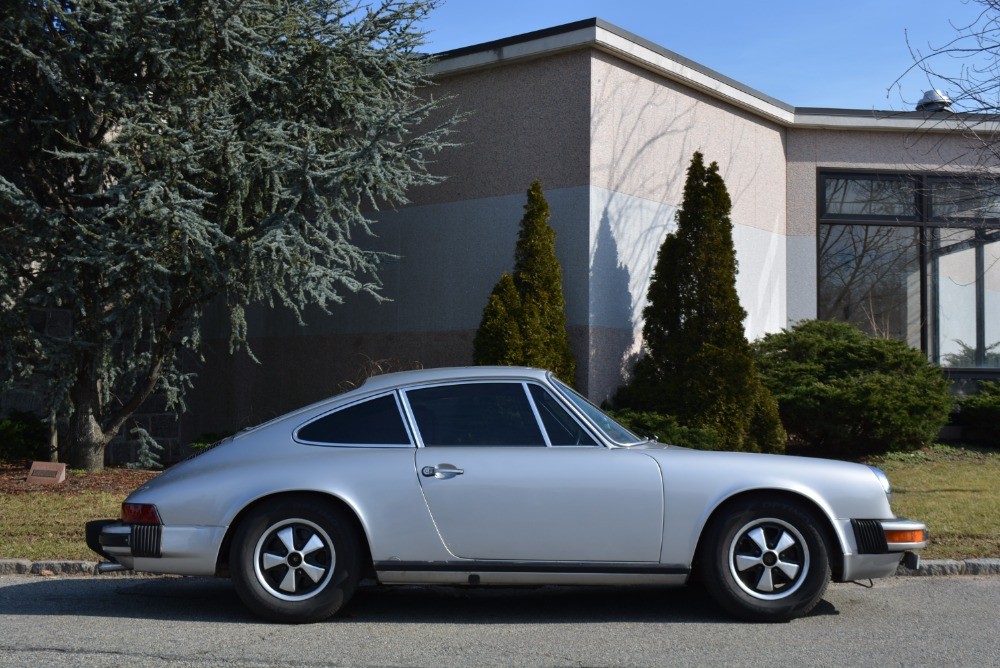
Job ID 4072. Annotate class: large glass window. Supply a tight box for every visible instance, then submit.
[819,172,1000,373]
[822,175,917,220]
[818,224,921,346]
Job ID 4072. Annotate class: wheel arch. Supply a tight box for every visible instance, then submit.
[214,491,374,579]
[692,489,845,582]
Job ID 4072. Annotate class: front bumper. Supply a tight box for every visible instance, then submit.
[86,518,226,576]
[837,517,928,581]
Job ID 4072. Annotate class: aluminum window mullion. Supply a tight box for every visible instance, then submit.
[976,233,987,367]
[929,229,941,364]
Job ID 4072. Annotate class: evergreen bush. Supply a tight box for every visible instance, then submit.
[612,152,785,453]
[955,381,1000,448]
[754,319,953,458]
[473,181,576,383]
[609,410,720,451]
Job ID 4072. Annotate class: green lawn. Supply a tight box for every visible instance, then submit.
[0,490,124,561]
[869,445,1000,560]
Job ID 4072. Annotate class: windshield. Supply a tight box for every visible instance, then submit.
[550,377,644,445]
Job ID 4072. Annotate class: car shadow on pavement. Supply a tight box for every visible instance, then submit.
[1,577,839,625]
[341,583,839,625]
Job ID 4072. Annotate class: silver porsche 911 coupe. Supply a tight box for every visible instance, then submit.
[87,366,926,623]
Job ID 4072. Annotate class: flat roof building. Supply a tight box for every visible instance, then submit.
[170,20,1000,456]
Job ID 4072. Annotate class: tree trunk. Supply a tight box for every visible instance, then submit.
[47,412,58,463]
[64,373,111,472]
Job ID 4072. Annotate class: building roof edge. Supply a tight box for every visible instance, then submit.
[429,18,1000,133]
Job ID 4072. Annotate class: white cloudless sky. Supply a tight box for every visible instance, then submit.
[420,0,987,110]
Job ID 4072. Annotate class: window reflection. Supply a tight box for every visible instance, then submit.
[819,173,1000,372]
[931,230,978,367]
[985,237,1000,367]
[929,229,1000,368]
[823,177,916,219]
[930,180,1000,221]
[818,225,921,346]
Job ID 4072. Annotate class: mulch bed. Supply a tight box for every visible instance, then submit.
[0,464,159,496]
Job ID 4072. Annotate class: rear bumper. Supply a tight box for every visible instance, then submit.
[86,518,226,576]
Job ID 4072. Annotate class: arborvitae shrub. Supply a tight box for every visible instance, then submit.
[753,319,953,458]
[473,181,576,383]
[613,152,785,453]
[473,274,524,367]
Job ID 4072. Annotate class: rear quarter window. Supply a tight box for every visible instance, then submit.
[295,394,411,446]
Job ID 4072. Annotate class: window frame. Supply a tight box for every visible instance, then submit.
[819,172,920,222]
[293,390,414,448]
[817,169,1000,378]
[549,375,645,446]
[397,379,605,449]
[526,382,601,447]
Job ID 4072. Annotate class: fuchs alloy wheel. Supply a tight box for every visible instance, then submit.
[701,499,831,622]
[231,498,361,623]
[253,518,335,601]
[729,518,809,600]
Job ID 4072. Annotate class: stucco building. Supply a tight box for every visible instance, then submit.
[178,19,1000,449]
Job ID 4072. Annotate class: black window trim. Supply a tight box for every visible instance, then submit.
[817,168,1000,379]
[819,171,920,222]
[926,175,1000,225]
[293,390,414,448]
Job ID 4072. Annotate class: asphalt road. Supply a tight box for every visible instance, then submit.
[0,574,997,667]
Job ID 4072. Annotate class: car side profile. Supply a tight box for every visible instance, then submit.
[87,366,926,623]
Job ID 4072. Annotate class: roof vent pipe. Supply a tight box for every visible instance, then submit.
[916,90,953,112]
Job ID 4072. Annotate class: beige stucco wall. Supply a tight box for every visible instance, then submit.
[590,50,787,236]
[586,49,789,399]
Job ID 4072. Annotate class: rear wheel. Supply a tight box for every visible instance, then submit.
[701,499,831,621]
[230,498,361,623]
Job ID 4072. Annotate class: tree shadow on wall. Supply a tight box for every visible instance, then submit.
[589,211,638,399]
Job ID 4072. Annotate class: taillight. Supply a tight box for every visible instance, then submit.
[121,503,162,525]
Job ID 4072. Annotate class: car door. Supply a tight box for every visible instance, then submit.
[406,381,664,563]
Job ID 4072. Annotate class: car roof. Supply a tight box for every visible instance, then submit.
[237,367,557,440]
[359,366,551,394]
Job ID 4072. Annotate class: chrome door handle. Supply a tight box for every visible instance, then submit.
[421,464,464,479]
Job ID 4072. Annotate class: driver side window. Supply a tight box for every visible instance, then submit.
[406,382,546,446]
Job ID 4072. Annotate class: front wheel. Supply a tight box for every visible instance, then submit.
[700,499,831,621]
[230,498,361,623]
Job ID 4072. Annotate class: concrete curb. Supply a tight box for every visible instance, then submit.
[895,558,1000,576]
[0,559,98,575]
[3,557,999,577]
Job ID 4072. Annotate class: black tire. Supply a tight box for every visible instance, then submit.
[230,497,361,623]
[700,498,831,622]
